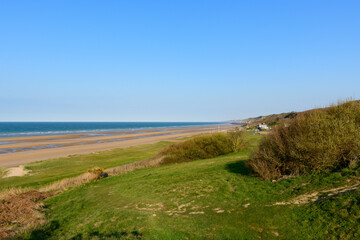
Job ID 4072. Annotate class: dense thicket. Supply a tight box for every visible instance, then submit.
[159,132,247,165]
[248,101,360,180]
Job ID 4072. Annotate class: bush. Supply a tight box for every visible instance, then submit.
[227,127,249,152]
[159,133,234,165]
[88,167,107,181]
[248,101,360,180]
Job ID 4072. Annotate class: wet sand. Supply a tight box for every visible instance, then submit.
[0,125,233,168]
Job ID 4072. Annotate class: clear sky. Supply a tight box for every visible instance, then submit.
[1,0,359,122]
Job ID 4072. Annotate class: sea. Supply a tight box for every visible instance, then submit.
[0,122,223,138]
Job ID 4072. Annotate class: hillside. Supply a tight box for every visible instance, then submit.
[2,101,360,239]
[232,100,360,128]
[0,132,358,239]
[230,111,297,128]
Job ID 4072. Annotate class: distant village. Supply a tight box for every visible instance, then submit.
[228,119,270,132]
[228,111,297,131]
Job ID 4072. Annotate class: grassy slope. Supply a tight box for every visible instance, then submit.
[0,142,169,191]
[294,189,360,240]
[23,133,360,239]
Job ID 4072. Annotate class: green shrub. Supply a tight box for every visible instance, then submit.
[248,101,360,180]
[227,127,249,152]
[159,133,233,165]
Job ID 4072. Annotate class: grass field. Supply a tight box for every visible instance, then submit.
[0,142,169,191]
[0,133,354,239]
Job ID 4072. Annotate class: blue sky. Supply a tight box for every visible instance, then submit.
[1,0,359,121]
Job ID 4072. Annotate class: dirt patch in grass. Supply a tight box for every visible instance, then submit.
[271,183,360,206]
[0,190,54,239]
[2,165,31,178]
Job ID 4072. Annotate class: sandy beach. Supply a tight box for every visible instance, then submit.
[0,125,233,168]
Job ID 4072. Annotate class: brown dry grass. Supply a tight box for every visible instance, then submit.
[0,187,33,200]
[0,190,54,239]
[39,172,97,192]
[106,156,163,176]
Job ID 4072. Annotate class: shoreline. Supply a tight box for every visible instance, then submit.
[0,124,233,168]
[0,122,225,139]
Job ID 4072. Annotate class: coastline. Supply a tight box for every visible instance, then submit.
[0,124,233,168]
[0,122,223,138]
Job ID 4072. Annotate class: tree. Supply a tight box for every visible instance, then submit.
[227,127,247,152]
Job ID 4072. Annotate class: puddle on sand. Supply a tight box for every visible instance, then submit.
[0,144,64,154]
[0,131,183,155]
[0,141,16,145]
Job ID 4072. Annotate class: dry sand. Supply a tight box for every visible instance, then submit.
[0,127,221,149]
[0,125,233,168]
[2,165,31,178]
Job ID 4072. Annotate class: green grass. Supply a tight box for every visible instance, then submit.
[294,189,360,239]
[0,168,8,178]
[32,151,294,239]
[3,132,358,239]
[0,141,170,191]
[17,133,360,240]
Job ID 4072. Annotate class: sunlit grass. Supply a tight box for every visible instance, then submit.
[20,132,359,239]
[0,141,170,191]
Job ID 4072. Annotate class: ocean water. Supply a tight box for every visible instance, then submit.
[0,122,222,138]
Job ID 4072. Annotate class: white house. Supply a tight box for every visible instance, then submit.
[258,123,269,131]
